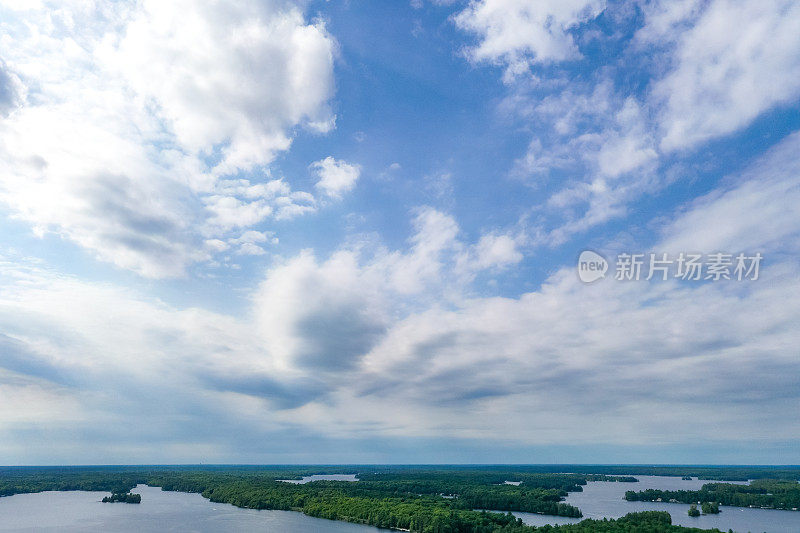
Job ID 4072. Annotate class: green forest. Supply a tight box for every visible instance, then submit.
[626,479,800,511]
[1,466,796,532]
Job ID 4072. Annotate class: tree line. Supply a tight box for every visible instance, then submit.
[625,479,800,510]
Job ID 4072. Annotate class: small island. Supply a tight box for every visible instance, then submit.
[102,492,141,504]
[701,501,720,514]
[688,504,700,517]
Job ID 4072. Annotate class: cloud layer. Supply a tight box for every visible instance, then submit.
[1,133,799,461]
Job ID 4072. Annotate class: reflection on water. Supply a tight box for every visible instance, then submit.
[509,476,799,533]
[0,484,386,533]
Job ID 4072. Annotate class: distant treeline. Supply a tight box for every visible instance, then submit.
[514,465,800,481]
[0,470,143,497]
[538,511,724,532]
[626,479,800,511]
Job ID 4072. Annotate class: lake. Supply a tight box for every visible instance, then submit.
[3,476,800,532]
[276,474,359,484]
[0,484,388,533]
[504,475,800,533]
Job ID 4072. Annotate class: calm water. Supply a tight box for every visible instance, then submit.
[0,484,388,532]
[277,474,359,484]
[506,476,800,533]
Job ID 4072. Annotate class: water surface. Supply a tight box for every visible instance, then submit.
[0,484,386,532]
[508,475,800,533]
[277,474,359,484]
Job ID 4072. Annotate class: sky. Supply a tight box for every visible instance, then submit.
[0,0,799,465]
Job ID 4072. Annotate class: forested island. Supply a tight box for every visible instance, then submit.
[101,491,141,503]
[625,479,800,511]
[0,465,797,532]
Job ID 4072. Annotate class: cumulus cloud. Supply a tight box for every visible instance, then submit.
[252,206,490,373]
[0,103,205,276]
[456,232,523,276]
[0,0,336,277]
[454,0,606,77]
[311,156,361,199]
[254,250,388,372]
[112,0,336,173]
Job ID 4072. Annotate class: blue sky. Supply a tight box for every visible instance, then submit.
[0,0,799,464]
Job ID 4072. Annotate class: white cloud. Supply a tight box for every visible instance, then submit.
[236,243,267,256]
[660,132,800,254]
[241,207,523,378]
[635,0,705,44]
[456,232,523,275]
[204,239,229,253]
[229,230,277,256]
[254,250,388,372]
[311,156,361,199]
[596,98,658,178]
[454,0,606,78]
[252,206,477,374]
[650,0,800,151]
[111,0,336,173]
[508,80,659,246]
[0,0,336,277]
[382,207,461,294]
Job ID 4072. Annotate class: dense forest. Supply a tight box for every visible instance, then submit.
[537,511,724,532]
[0,466,795,532]
[626,478,800,511]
